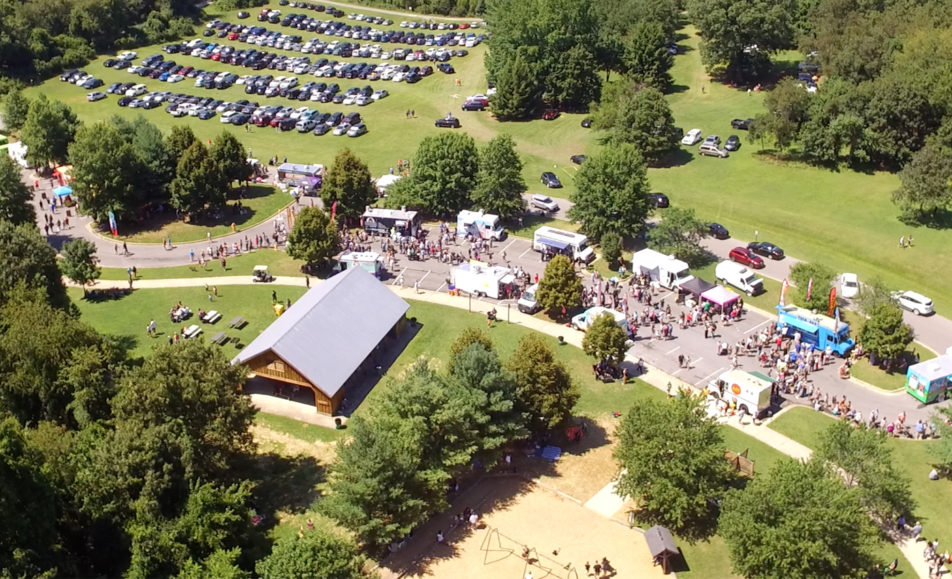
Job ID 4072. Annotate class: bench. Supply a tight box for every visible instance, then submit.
[183,324,202,339]
[211,331,229,345]
[228,315,245,329]
[202,310,222,324]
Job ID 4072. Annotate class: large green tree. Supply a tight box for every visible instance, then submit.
[59,238,100,293]
[1,89,30,131]
[690,0,798,80]
[569,143,652,241]
[788,261,836,312]
[892,140,952,223]
[0,155,36,225]
[209,131,249,187]
[535,255,583,319]
[407,132,479,215]
[815,420,913,524]
[170,140,226,216]
[506,334,579,435]
[166,125,199,161]
[472,134,527,218]
[719,459,877,578]
[594,83,678,162]
[0,221,69,310]
[320,149,377,224]
[621,20,673,90]
[614,395,734,538]
[68,121,145,222]
[581,312,629,364]
[648,207,710,268]
[286,206,340,269]
[256,526,364,579]
[19,94,78,168]
[491,49,540,121]
[752,78,812,151]
[857,303,913,369]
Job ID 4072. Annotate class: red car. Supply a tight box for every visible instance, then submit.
[728,246,765,269]
[542,109,560,120]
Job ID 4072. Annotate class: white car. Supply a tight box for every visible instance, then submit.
[531,194,559,213]
[118,51,138,60]
[220,111,239,124]
[167,74,184,83]
[125,84,147,97]
[892,291,934,316]
[840,273,859,299]
[372,89,389,101]
[86,91,107,102]
[333,123,351,136]
[682,128,702,146]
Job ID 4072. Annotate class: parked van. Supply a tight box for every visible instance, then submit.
[570,306,629,335]
[715,260,764,296]
[533,226,594,263]
[517,283,540,314]
[457,209,505,241]
[631,249,694,290]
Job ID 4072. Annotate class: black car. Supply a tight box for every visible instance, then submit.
[724,135,741,151]
[708,223,730,239]
[435,115,461,128]
[581,118,592,128]
[461,100,485,111]
[103,59,117,68]
[747,241,785,260]
[541,172,562,188]
[648,192,669,208]
[570,155,586,165]
[731,118,753,130]
[237,11,250,18]
[117,96,133,107]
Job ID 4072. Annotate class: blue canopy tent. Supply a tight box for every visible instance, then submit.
[53,185,73,197]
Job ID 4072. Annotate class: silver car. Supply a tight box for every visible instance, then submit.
[531,194,559,212]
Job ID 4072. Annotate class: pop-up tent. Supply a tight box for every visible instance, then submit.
[53,185,73,197]
[701,285,740,310]
[679,277,716,299]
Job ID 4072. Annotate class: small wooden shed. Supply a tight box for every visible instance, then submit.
[644,525,680,574]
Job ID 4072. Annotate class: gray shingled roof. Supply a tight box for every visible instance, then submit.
[644,526,680,557]
[232,267,409,397]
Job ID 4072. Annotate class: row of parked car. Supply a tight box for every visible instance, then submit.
[200,19,471,64]
[681,129,742,158]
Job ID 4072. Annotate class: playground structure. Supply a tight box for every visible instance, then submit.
[480,527,580,579]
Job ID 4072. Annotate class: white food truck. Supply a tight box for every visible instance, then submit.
[533,226,595,263]
[457,209,506,241]
[707,369,774,419]
[451,262,515,299]
[631,248,695,289]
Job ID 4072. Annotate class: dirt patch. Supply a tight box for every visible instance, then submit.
[251,424,337,464]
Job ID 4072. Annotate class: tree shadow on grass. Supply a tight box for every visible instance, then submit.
[898,207,952,230]
[652,148,694,169]
[247,452,326,521]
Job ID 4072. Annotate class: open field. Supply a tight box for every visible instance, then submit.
[770,407,952,546]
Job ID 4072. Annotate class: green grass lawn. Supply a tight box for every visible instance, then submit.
[255,412,343,444]
[98,248,305,280]
[770,407,952,546]
[69,284,307,358]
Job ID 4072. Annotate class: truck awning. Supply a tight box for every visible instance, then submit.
[539,237,568,250]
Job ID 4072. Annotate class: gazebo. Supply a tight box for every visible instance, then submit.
[701,285,740,312]
[644,525,680,574]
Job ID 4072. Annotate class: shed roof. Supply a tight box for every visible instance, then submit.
[232,267,408,397]
[644,526,680,558]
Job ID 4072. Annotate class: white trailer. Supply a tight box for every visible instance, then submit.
[457,209,505,241]
[707,369,774,419]
[631,248,695,289]
[451,262,515,299]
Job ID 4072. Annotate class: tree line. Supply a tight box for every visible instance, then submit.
[0,0,198,82]
[485,0,679,118]
[4,92,250,227]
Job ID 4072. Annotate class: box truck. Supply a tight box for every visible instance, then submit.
[776,305,854,357]
[631,248,695,289]
[715,260,764,296]
[533,226,595,263]
[457,209,505,241]
[451,262,515,299]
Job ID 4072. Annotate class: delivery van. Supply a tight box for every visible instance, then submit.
[517,283,540,314]
[533,226,595,263]
[715,260,764,296]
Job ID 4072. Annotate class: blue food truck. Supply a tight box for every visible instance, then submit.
[776,305,854,357]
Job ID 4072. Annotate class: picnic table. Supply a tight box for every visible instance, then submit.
[228,315,245,329]
[210,331,229,345]
[201,310,222,324]
[183,324,202,339]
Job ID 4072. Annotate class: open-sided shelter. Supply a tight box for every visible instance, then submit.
[644,525,680,574]
[232,266,409,414]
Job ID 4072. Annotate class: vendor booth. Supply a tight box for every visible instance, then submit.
[678,277,716,300]
[701,285,740,311]
[906,352,952,404]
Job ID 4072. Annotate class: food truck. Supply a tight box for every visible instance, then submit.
[451,262,515,299]
[335,251,384,278]
[457,209,506,241]
[776,305,854,357]
[708,369,774,419]
[905,351,952,404]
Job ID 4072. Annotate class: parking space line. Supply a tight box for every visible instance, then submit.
[418,270,432,284]
[519,245,534,259]
[665,346,681,355]
[390,266,409,285]
[698,366,728,386]
[501,238,518,253]
[435,280,446,292]
[744,319,771,334]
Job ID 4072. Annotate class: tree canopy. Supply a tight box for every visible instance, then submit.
[320,149,377,224]
[788,261,836,313]
[59,238,101,292]
[19,94,78,168]
[69,121,145,222]
[397,132,480,216]
[0,155,36,226]
[582,313,629,363]
[506,334,579,435]
[256,526,364,579]
[0,220,70,310]
[648,207,710,268]
[719,458,877,578]
[472,134,527,218]
[857,303,913,368]
[569,144,652,241]
[287,206,340,269]
[535,255,583,319]
[614,395,734,539]
[594,83,678,162]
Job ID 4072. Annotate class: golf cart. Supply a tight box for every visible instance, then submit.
[252,265,274,283]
